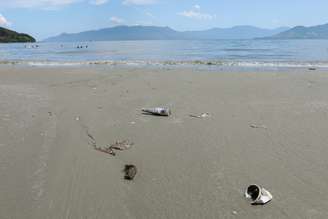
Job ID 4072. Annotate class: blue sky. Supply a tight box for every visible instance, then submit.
[0,0,328,40]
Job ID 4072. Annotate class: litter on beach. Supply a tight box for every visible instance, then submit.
[110,140,134,151]
[94,145,116,156]
[250,124,267,129]
[142,107,171,116]
[94,140,134,156]
[189,113,210,118]
[245,184,273,205]
[124,164,137,180]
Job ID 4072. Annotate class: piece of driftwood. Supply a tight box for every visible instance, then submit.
[84,126,133,156]
[94,145,116,156]
[110,140,134,151]
[93,140,134,156]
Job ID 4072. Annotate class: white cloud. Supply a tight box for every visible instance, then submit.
[123,0,157,6]
[178,11,215,20]
[193,4,200,10]
[110,16,124,24]
[0,0,156,9]
[145,11,154,18]
[0,14,11,26]
[178,5,216,20]
[0,0,110,8]
[89,0,108,5]
[0,0,81,8]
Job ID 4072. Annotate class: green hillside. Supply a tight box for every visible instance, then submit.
[0,27,36,43]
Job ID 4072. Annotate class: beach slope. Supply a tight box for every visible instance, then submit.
[0,66,328,218]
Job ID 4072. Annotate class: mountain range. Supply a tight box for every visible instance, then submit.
[0,27,36,43]
[3,22,328,43]
[264,23,328,39]
[44,25,289,42]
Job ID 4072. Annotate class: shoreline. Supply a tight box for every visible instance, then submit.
[0,59,328,70]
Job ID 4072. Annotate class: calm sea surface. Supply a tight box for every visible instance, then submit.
[1,40,328,67]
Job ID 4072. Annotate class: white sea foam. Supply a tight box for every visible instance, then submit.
[1,59,328,68]
[27,61,82,67]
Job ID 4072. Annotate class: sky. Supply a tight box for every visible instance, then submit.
[0,0,328,40]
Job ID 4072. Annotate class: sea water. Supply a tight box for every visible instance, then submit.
[0,39,328,67]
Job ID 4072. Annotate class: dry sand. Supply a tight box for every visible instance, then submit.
[1,65,328,218]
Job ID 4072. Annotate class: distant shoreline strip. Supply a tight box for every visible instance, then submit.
[0,60,327,68]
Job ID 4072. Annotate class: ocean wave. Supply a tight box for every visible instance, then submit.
[1,59,328,68]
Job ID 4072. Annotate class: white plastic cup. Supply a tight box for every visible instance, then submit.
[245,184,273,205]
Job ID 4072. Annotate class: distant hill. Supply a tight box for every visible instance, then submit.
[45,26,181,42]
[182,26,289,40]
[44,25,289,42]
[264,23,328,39]
[0,27,36,43]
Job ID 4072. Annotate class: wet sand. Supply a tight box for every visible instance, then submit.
[1,65,328,218]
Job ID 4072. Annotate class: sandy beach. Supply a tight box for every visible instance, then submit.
[1,65,328,218]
